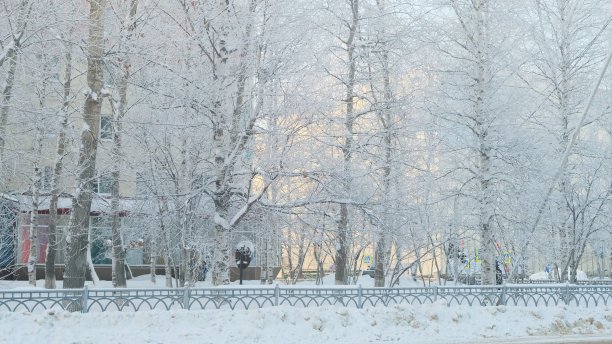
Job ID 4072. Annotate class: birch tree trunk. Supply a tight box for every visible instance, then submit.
[208,0,232,285]
[45,41,73,289]
[30,48,51,287]
[335,0,359,286]
[0,0,29,166]
[208,0,261,286]
[448,0,496,285]
[0,47,17,166]
[372,0,395,288]
[28,152,42,286]
[158,181,174,287]
[110,116,127,288]
[141,134,175,287]
[63,0,107,289]
[110,0,139,289]
[176,133,192,287]
[474,0,495,285]
[159,204,173,288]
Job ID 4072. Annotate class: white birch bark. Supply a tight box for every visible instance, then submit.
[334,0,359,286]
[445,0,497,285]
[472,0,496,286]
[0,0,30,165]
[45,35,73,289]
[0,48,17,165]
[27,148,42,286]
[30,49,51,286]
[371,0,395,288]
[109,0,139,289]
[207,0,262,286]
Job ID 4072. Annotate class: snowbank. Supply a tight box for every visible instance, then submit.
[1,302,611,343]
[1,276,611,343]
[529,271,590,281]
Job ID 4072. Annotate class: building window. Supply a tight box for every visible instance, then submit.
[93,173,112,195]
[41,166,53,191]
[90,216,111,264]
[100,116,113,140]
[135,174,148,197]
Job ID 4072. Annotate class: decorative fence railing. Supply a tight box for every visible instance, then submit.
[518,279,612,285]
[447,276,612,286]
[0,284,610,313]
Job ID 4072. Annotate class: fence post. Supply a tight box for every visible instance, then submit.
[274,284,280,306]
[499,283,507,306]
[81,286,89,314]
[183,284,191,310]
[433,285,438,302]
[357,284,363,309]
[564,282,570,306]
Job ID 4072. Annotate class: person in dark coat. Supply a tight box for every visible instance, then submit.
[495,260,503,285]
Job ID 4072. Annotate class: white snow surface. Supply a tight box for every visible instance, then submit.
[0,275,611,343]
[530,270,589,281]
[12,195,137,212]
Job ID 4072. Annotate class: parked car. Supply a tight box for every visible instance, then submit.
[362,268,375,278]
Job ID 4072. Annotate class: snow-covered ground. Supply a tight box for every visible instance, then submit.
[0,274,611,343]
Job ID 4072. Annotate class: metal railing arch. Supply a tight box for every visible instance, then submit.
[0,283,609,313]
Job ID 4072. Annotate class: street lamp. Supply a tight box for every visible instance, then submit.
[235,243,253,285]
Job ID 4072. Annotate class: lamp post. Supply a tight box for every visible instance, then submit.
[235,245,252,285]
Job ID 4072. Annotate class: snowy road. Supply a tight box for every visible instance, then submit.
[456,334,612,344]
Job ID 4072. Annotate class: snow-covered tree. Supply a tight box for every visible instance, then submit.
[63,0,108,289]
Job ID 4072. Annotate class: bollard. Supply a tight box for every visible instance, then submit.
[81,286,89,314]
[497,283,507,306]
[183,284,191,310]
[274,284,280,306]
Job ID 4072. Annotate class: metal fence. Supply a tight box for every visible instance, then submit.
[0,284,610,313]
[518,279,612,285]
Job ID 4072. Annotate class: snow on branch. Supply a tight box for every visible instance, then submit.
[214,213,230,230]
[83,87,99,102]
[229,174,277,228]
[260,198,366,211]
[0,40,16,67]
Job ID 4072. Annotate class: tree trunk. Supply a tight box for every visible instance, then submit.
[473,0,495,286]
[110,189,126,288]
[0,39,18,167]
[45,42,73,289]
[335,0,359,286]
[0,0,29,164]
[212,221,230,285]
[86,234,100,285]
[609,252,611,279]
[149,240,157,284]
[158,201,173,287]
[63,0,107,289]
[209,0,233,286]
[110,0,139,289]
[372,0,394,287]
[28,161,42,286]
